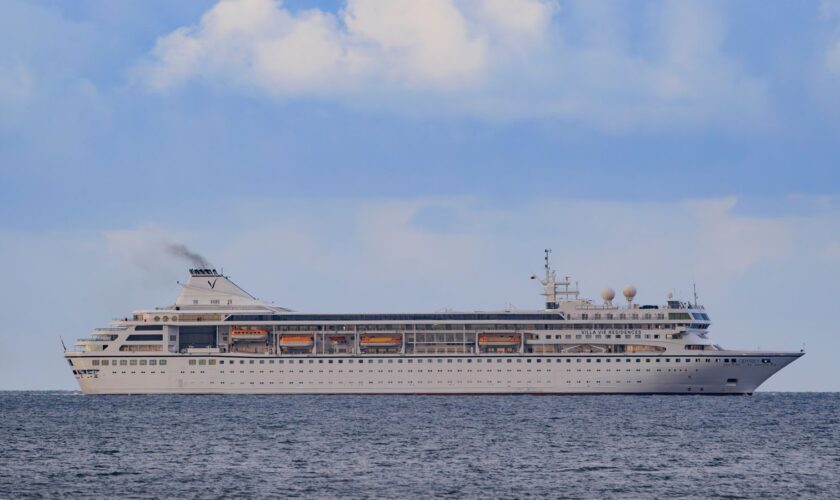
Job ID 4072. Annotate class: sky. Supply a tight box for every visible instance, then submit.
[0,0,838,391]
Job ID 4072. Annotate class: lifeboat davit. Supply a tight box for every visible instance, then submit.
[478,335,520,347]
[279,336,314,348]
[359,336,402,348]
[230,327,268,341]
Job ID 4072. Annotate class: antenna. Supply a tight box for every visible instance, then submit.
[531,249,578,310]
[693,283,698,307]
[544,248,552,283]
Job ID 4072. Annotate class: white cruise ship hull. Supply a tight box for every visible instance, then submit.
[69,352,802,396]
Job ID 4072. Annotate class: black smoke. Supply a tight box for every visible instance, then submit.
[166,244,211,268]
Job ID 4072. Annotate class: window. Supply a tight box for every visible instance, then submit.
[139,360,147,366]
[209,359,216,365]
[91,360,100,366]
[120,344,162,352]
[160,360,167,366]
[126,334,163,341]
[189,359,196,365]
[130,359,137,366]
[149,359,157,366]
[120,360,127,366]
[133,324,164,332]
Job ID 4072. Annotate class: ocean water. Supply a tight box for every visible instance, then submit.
[1,393,839,499]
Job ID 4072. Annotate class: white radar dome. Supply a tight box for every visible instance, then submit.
[622,285,637,300]
[601,288,616,302]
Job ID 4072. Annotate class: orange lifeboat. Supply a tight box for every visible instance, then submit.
[478,335,520,347]
[359,336,402,348]
[279,336,314,348]
[230,327,268,341]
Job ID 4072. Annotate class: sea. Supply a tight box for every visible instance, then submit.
[1,392,838,499]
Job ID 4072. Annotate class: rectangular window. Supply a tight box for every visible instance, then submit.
[120,360,127,366]
[101,360,109,366]
[149,359,157,366]
[189,359,196,365]
[208,359,216,365]
[159,360,167,366]
[139,360,147,366]
[126,334,163,341]
[130,359,137,366]
[91,360,100,366]
[199,359,206,365]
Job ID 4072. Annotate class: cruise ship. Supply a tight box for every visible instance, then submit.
[65,252,803,395]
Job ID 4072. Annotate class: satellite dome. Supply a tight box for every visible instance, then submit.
[601,288,616,303]
[622,285,637,300]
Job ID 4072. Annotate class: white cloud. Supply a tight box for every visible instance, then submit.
[142,0,532,93]
[138,0,766,129]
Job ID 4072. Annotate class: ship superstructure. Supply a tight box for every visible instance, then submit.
[65,252,802,394]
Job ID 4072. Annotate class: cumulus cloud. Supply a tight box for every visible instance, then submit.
[137,0,766,129]
[142,0,548,93]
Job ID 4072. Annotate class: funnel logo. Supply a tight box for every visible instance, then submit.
[208,279,217,289]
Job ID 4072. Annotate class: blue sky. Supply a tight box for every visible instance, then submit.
[0,0,838,390]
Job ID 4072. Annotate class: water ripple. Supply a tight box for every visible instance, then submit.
[0,393,839,498]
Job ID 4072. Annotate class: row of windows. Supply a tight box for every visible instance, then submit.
[535,334,661,340]
[119,344,163,352]
[184,357,747,366]
[91,359,167,366]
[227,313,568,322]
[266,323,682,332]
[581,313,666,320]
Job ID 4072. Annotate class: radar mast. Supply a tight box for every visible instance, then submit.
[533,249,578,310]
